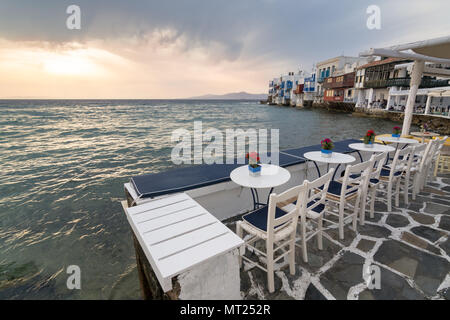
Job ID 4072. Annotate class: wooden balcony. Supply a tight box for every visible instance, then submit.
[323,72,355,89]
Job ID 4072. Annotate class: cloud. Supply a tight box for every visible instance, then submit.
[0,0,449,98]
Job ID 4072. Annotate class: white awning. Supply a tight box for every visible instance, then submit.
[388,36,450,59]
[360,35,450,64]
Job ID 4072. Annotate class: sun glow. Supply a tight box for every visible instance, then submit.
[42,51,100,76]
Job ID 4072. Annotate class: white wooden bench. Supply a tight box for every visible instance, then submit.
[121,192,244,296]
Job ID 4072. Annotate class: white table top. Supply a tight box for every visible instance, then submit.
[304,151,356,164]
[122,193,243,292]
[230,164,291,189]
[410,132,439,138]
[349,143,395,153]
[378,136,418,144]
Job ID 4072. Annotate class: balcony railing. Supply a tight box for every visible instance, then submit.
[365,77,450,89]
[420,78,450,88]
[364,79,388,88]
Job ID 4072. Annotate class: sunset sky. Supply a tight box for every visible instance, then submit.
[1,0,449,99]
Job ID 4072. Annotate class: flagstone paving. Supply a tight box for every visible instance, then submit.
[225,173,450,300]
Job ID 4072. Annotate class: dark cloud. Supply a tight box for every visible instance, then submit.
[1,0,449,66]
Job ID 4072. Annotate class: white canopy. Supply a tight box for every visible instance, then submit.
[360,35,450,135]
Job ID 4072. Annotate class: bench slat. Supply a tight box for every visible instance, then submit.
[135,205,208,233]
[143,213,218,246]
[157,232,243,279]
[126,193,191,215]
[149,221,226,259]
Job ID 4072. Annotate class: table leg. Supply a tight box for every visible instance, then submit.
[251,188,267,210]
[356,151,363,163]
[250,188,257,210]
[332,164,341,181]
[310,160,321,178]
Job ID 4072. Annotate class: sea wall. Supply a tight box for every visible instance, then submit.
[353,108,450,135]
[312,102,356,113]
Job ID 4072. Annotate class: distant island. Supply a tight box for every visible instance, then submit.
[187,91,267,100]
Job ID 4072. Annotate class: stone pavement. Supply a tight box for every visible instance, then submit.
[226,174,450,300]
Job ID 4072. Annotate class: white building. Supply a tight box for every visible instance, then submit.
[315,56,369,103]
[269,71,305,106]
[354,57,409,109]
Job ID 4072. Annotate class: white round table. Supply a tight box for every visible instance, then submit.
[304,151,356,180]
[410,132,439,143]
[230,164,291,210]
[377,136,418,164]
[349,143,395,162]
[377,136,418,145]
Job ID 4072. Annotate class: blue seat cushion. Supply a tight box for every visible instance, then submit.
[243,206,289,232]
[308,200,325,213]
[322,181,357,197]
[380,168,402,177]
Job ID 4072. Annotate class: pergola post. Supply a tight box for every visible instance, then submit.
[368,88,374,108]
[425,94,432,115]
[386,92,392,110]
[402,60,425,136]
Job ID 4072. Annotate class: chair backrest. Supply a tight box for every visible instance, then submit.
[390,146,413,178]
[370,152,388,180]
[266,183,306,236]
[401,143,427,180]
[434,136,448,155]
[301,168,334,215]
[341,159,374,200]
[417,140,436,173]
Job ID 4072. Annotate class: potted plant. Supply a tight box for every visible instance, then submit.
[392,126,401,139]
[246,152,261,177]
[364,130,375,148]
[321,138,334,158]
[420,122,430,133]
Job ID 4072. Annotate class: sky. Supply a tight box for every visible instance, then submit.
[0,0,449,99]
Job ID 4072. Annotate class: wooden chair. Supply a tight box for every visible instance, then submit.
[360,152,388,225]
[236,184,306,293]
[323,160,373,240]
[402,143,427,203]
[420,139,440,190]
[432,136,449,177]
[378,147,412,211]
[280,169,334,263]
